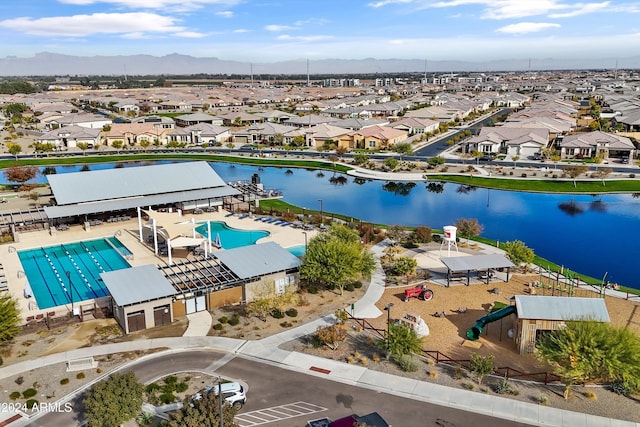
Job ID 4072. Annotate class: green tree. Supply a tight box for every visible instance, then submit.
[536,321,640,400]
[83,372,144,427]
[392,257,418,284]
[469,353,495,385]
[563,165,589,188]
[378,322,423,359]
[111,139,124,153]
[76,142,89,156]
[0,296,21,343]
[512,155,520,166]
[162,391,239,427]
[503,240,535,272]
[139,139,150,152]
[292,135,306,147]
[383,157,398,171]
[393,143,413,158]
[455,218,483,243]
[353,153,369,165]
[300,224,375,295]
[6,143,22,160]
[427,156,445,167]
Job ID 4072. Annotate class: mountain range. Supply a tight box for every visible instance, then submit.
[0,52,634,77]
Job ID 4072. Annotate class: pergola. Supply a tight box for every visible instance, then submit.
[440,254,515,287]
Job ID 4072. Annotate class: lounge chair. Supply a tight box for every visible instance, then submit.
[254,216,265,221]
[280,222,291,227]
[225,212,234,217]
[238,214,250,219]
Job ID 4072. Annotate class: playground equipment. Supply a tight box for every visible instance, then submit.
[397,312,430,337]
[440,225,459,257]
[466,305,516,341]
[403,284,434,302]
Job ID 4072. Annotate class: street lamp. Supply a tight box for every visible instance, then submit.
[384,303,394,351]
[318,199,323,225]
[66,271,74,316]
[302,207,306,222]
[302,231,308,251]
[217,376,223,427]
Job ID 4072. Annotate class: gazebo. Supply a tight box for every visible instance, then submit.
[440,254,515,287]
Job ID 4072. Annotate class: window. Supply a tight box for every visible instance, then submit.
[368,140,376,148]
[275,278,286,295]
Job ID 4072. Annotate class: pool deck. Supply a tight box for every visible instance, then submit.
[0,207,316,321]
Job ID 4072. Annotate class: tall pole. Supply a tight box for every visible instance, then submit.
[302,231,308,251]
[218,376,223,427]
[384,303,394,351]
[318,199,323,225]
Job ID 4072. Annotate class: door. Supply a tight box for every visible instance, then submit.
[127,311,146,333]
[153,305,171,327]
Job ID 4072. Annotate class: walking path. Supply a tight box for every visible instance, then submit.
[0,241,637,427]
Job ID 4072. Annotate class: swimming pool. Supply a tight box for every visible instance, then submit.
[194,221,269,250]
[287,245,306,257]
[18,238,131,310]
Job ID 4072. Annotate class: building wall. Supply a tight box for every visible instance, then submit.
[114,296,174,334]
[244,272,299,302]
[516,318,565,354]
[207,286,243,308]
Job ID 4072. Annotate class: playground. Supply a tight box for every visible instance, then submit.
[371,273,640,373]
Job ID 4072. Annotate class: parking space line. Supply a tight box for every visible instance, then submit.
[235,401,328,427]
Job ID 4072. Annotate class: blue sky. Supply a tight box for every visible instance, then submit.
[1,0,639,63]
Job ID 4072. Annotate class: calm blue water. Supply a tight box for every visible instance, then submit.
[287,244,307,257]
[5,161,640,289]
[194,221,269,249]
[18,238,131,309]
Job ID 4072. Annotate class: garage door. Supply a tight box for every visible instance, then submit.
[153,305,171,327]
[127,311,146,333]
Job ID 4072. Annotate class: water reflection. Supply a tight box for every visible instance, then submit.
[329,175,348,186]
[426,182,445,194]
[382,181,416,196]
[456,185,478,194]
[558,200,585,216]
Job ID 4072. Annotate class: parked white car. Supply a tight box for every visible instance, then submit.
[192,381,246,409]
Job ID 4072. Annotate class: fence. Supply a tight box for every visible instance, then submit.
[344,311,562,386]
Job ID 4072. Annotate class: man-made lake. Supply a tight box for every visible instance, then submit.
[7,161,640,289]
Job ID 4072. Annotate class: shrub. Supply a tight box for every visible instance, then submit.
[25,399,39,410]
[463,382,475,390]
[145,383,160,394]
[611,380,633,396]
[583,390,597,400]
[218,316,229,324]
[344,283,355,292]
[9,391,20,400]
[96,368,103,374]
[521,173,527,178]
[228,314,240,326]
[15,376,24,385]
[509,171,514,175]
[428,370,438,378]
[393,355,418,372]
[352,281,363,289]
[76,372,85,380]
[271,309,285,319]
[175,382,189,393]
[23,388,37,398]
[159,392,175,404]
[280,321,293,328]
[372,353,381,363]
[630,173,636,178]
[552,174,558,179]
[212,323,224,330]
[60,378,69,385]
[308,286,318,294]
[494,378,512,394]
[537,394,549,405]
[285,308,298,317]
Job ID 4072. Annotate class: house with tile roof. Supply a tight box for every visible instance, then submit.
[336,125,408,150]
[466,127,549,158]
[35,125,102,149]
[558,130,635,160]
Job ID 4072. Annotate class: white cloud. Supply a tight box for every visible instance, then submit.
[372,0,613,20]
[275,34,332,41]
[233,28,249,33]
[496,22,561,34]
[216,11,234,18]
[172,31,208,38]
[265,24,296,32]
[0,12,186,37]
[368,0,414,8]
[549,2,609,18]
[58,0,242,12]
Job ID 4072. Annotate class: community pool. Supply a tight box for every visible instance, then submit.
[194,221,269,250]
[287,245,306,257]
[18,238,131,310]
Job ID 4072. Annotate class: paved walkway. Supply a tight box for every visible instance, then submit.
[0,241,638,427]
[183,311,213,336]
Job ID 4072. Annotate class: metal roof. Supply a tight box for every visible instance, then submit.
[43,186,238,219]
[101,264,176,307]
[214,242,301,280]
[47,161,228,205]
[515,295,610,322]
[441,253,515,272]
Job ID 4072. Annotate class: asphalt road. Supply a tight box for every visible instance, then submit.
[26,349,529,427]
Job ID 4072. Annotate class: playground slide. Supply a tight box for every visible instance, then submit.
[466,305,516,341]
